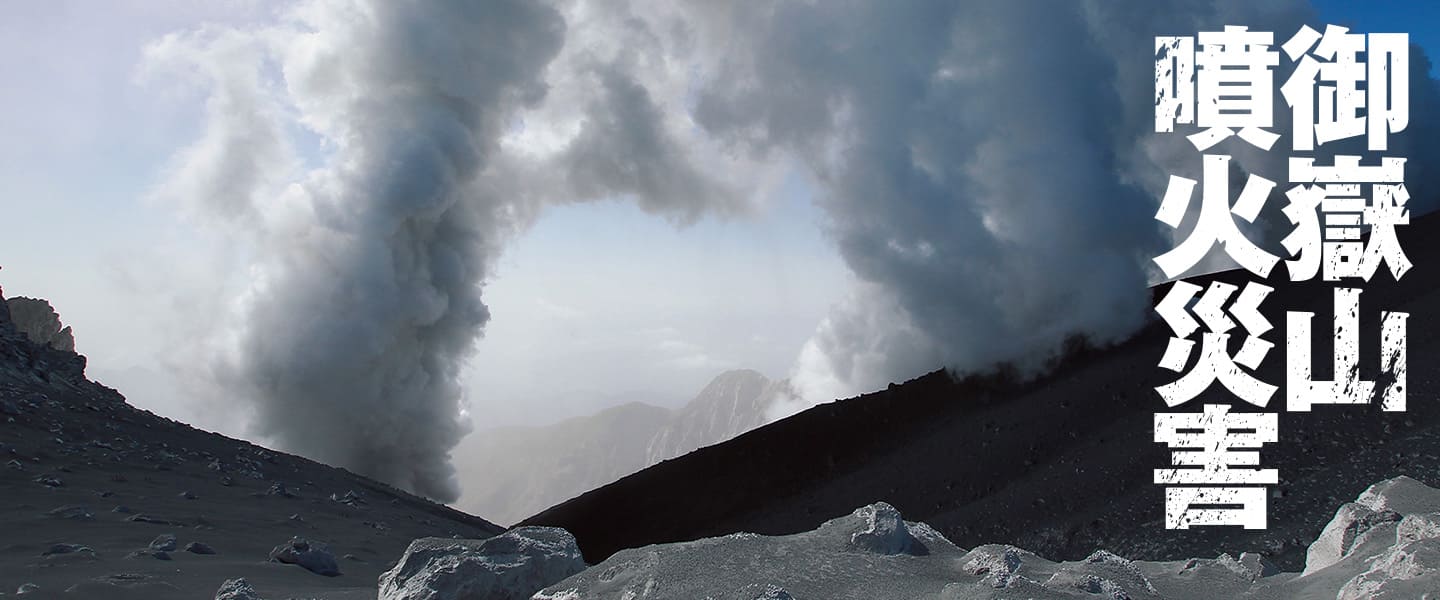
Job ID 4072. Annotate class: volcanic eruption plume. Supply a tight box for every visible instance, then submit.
[146,0,1440,499]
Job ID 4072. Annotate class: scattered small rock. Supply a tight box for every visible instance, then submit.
[127,549,171,561]
[332,490,366,507]
[32,475,62,488]
[41,543,93,556]
[112,505,133,514]
[179,490,198,500]
[267,482,296,498]
[186,541,217,555]
[214,578,263,600]
[128,514,179,525]
[46,505,93,520]
[15,583,39,596]
[150,534,177,552]
[268,537,339,577]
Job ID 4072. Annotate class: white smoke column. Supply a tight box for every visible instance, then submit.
[147,0,567,502]
[146,0,763,502]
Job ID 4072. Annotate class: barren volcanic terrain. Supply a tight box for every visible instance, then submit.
[0,292,503,598]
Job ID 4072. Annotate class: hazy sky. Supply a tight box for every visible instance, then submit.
[2,0,1436,505]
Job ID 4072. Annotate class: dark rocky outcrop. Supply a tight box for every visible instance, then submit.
[0,288,91,387]
[5,296,75,352]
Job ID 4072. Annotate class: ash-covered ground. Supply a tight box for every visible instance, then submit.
[0,291,502,598]
[537,478,1440,599]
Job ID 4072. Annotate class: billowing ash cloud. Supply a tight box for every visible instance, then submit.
[148,0,1440,498]
[145,0,758,502]
[679,0,1440,409]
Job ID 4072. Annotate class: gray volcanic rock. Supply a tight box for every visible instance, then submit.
[1286,476,1440,600]
[268,537,340,577]
[214,578,263,600]
[3,297,74,352]
[151,533,179,552]
[378,526,586,600]
[186,541,218,555]
[536,480,1440,600]
[844,502,925,555]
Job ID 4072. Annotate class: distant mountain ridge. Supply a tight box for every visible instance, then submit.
[645,369,788,467]
[458,369,788,525]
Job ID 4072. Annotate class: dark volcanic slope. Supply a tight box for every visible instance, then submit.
[526,211,1440,571]
[0,294,503,599]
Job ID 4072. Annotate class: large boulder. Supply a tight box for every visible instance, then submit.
[848,502,914,555]
[1303,502,1403,575]
[378,527,586,600]
[1335,526,1440,600]
[1288,477,1440,600]
[1305,476,1440,576]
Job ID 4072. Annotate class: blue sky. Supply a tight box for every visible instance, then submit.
[1313,0,1439,75]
